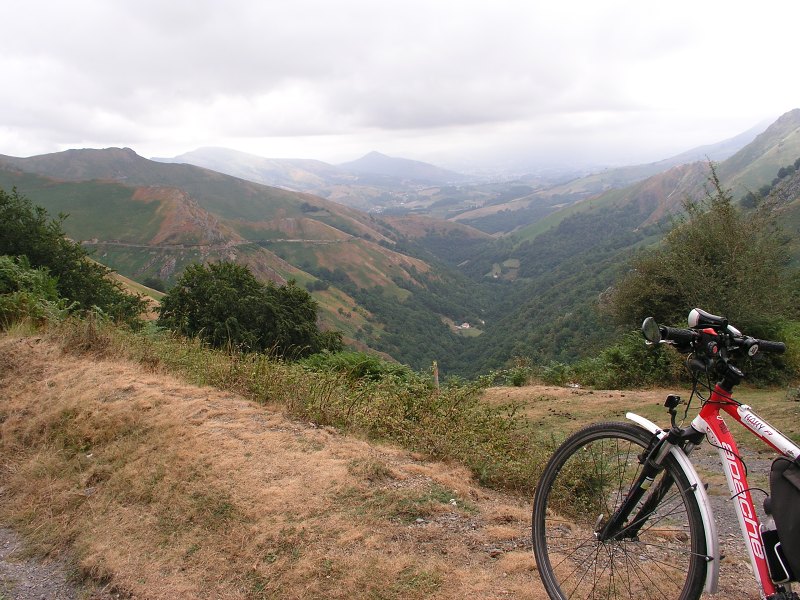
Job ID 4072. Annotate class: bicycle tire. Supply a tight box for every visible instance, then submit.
[532,422,707,600]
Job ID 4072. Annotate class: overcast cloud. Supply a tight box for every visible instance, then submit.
[2,0,798,171]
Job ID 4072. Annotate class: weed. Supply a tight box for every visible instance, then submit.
[256,526,306,566]
[344,482,473,524]
[244,569,273,598]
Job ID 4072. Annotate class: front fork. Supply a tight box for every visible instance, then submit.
[597,396,704,541]
[595,433,674,541]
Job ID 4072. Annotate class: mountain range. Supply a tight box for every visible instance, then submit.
[152,122,766,226]
[153,148,472,213]
[1,109,799,374]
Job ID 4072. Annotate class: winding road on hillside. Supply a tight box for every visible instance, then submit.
[81,237,354,250]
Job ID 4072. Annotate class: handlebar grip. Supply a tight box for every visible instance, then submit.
[660,326,697,345]
[755,339,786,354]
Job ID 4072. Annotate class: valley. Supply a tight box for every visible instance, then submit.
[1,109,800,376]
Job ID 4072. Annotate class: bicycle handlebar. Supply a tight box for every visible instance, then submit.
[645,309,786,357]
[746,338,786,354]
[644,312,787,387]
[658,326,698,346]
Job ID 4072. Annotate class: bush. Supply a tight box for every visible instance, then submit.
[607,168,795,334]
[300,350,412,382]
[538,331,686,389]
[157,262,342,358]
[0,255,70,328]
[505,357,532,387]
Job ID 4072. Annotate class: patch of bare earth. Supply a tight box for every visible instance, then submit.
[0,336,539,599]
[0,527,119,599]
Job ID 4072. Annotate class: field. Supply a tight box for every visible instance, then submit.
[1,325,797,598]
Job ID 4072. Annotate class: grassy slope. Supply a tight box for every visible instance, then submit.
[718,109,800,194]
[0,160,448,350]
[2,329,792,598]
[0,333,538,600]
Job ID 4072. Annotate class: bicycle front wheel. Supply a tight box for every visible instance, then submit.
[532,422,707,600]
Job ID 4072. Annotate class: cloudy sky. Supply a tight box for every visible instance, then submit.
[2,0,798,171]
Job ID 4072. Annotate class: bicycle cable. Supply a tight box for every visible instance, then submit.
[701,428,751,476]
[729,486,769,502]
[686,361,752,477]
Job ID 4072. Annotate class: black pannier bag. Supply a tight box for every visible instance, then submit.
[770,457,800,580]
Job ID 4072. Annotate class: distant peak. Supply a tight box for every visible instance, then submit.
[64,146,141,158]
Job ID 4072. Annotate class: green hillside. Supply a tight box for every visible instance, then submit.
[719,109,800,194]
[427,111,800,374]
[0,151,486,370]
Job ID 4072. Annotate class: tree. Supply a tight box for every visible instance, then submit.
[0,187,146,324]
[157,262,341,357]
[606,168,795,333]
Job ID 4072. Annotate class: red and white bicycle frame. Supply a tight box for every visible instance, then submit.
[694,383,800,598]
[631,383,800,599]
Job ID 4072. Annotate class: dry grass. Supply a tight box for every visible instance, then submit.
[2,320,794,599]
[482,382,800,451]
[0,333,540,599]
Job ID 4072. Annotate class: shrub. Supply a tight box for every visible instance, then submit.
[0,255,70,328]
[157,262,342,358]
[607,168,796,335]
[538,331,685,389]
[300,351,412,382]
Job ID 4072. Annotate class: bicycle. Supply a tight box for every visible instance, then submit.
[532,308,796,600]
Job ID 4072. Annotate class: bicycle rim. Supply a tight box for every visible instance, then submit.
[532,422,706,600]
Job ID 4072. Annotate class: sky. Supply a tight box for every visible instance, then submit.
[2,0,799,172]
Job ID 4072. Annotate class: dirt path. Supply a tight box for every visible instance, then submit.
[0,527,118,600]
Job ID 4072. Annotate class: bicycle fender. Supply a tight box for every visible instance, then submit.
[626,412,720,594]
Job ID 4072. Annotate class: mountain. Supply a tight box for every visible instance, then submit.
[436,109,800,372]
[442,120,769,234]
[153,147,353,192]
[154,148,474,212]
[0,148,485,364]
[506,109,800,245]
[2,110,798,377]
[152,121,768,240]
[338,151,470,185]
[718,109,800,193]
